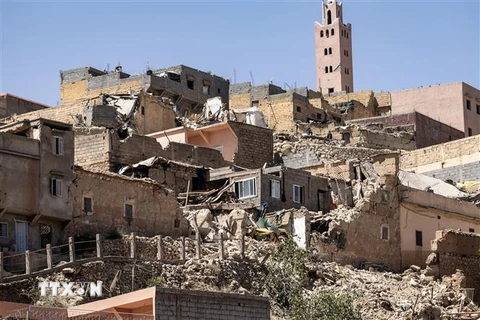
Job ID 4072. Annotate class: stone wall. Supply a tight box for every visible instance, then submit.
[154,287,270,320]
[422,161,480,183]
[430,230,480,302]
[74,127,111,170]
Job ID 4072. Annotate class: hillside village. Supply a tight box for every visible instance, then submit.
[1,0,480,319]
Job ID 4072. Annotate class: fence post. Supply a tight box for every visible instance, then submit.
[195,232,201,260]
[157,235,164,261]
[46,244,52,269]
[180,236,186,261]
[69,237,75,263]
[130,232,136,259]
[219,235,225,260]
[96,234,102,258]
[0,252,4,281]
[239,235,245,260]
[25,250,31,275]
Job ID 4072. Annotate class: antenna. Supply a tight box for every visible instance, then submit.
[284,83,292,90]
[233,68,237,84]
[249,71,255,86]
[106,63,110,72]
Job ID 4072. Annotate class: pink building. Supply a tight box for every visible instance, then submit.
[390,82,480,137]
[148,121,273,169]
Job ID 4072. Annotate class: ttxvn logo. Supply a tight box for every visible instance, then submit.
[38,281,103,297]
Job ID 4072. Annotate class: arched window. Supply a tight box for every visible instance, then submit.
[329,48,332,54]
[331,29,334,36]
[320,30,324,37]
[324,48,328,55]
[327,10,332,24]
[326,29,329,37]
[329,66,333,72]
[325,66,328,73]
[346,32,349,39]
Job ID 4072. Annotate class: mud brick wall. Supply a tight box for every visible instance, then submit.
[74,127,111,170]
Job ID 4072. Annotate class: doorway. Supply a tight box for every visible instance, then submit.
[15,220,29,252]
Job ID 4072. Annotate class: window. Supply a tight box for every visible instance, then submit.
[124,203,134,220]
[317,113,322,120]
[320,30,324,37]
[326,29,329,37]
[328,47,332,54]
[415,230,423,247]
[252,100,259,108]
[217,88,221,94]
[0,222,7,238]
[141,106,145,115]
[174,218,180,228]
[477,104,480,115]
[293,185,304,204]
[331,29,334,36]
[466,99,471,110]
[324,48,328,55]
[235,178,257,199]
[83,197,93,213]
[469,228,475,233]
[296,106,301,112]
[202,80,211,95]
[186,75,195,90]
[52,136,63,155]
[328,88,334,94]
[40,224,52,248]
[50,177,62,196]
[325,67,329,73]
[342,132,351,143]
[468,128,473,136]
[327,10,332,25]
[329,66,333,72]
[270,180,280,199]
[381,225,390,240]
[342,30,344,37]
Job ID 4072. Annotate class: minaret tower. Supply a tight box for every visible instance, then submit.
[314,0,354,94]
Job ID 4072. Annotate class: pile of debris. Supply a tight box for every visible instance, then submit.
[274,132,393,162]
[305,262,478,320]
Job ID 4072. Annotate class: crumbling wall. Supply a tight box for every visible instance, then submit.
[430,230,480,302]
[69,168,188,238]
[134,93,176,135]
[357,128,416,150]
[324,91,376,120]
[304,160,354,180]
[166,142,227,168]
[4,103,86,125]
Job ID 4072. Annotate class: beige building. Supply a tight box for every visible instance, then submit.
[0,93,49,119]
[390,82,480,136]
[0,119,74,251]
[314,0,354,94]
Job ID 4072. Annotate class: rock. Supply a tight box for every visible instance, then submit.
[425,253,438,265]
[62,267,75,274]
[410,265,421,272]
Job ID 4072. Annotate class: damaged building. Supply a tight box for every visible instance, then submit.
[0,119,74,251]
[60,64,230,117]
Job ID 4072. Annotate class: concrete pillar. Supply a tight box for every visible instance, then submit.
[157,236,164,261]
[130,232,136,259]
[46,244,52,269]
[180,236,186,261]
[25,250,31,275]
[69,237,75,263]
[96,234,102,258]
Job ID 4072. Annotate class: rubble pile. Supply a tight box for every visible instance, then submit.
[274,132,393,162]
[306,262,478,320]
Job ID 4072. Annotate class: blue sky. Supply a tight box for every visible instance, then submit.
[1,0,479,106]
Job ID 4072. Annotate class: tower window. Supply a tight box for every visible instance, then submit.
[329,66,333,72]
[326,29,329,37]
[466,99,471,110]
[325,67,328,73]
[468,128,473,136]
[327,10,332,25]
[329,48,332,54]
[476,104,480,115]
[331,29,334,36]
[324,48,328,55]
[328,88,334,94]
[320,30,324,37]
